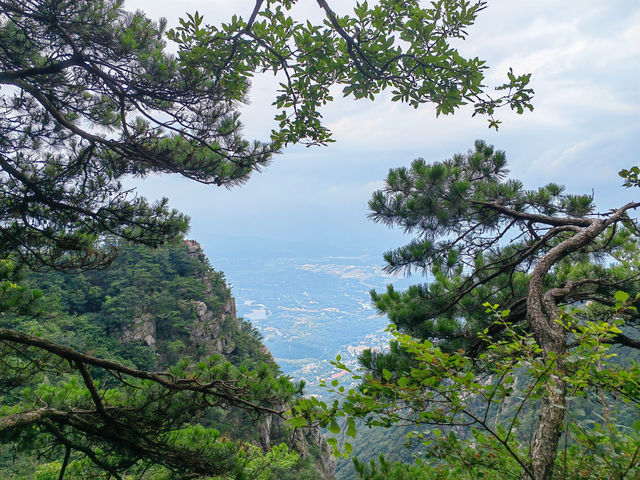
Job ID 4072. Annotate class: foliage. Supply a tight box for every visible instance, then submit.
[332,420,421,479]
[322,299,640,480]
[0,241,324,479]
[1,0,536,477]
[31,442,319,480]
[170,0,534,146]
[353,454,435,480]
[0,259,42,313]
[309,142,640,480]
[28,240,226,362]
[0,0,532,270]
[366,141,638,353]
[620,166,640,189]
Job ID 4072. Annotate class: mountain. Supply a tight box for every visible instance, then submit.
[0,240,335,479]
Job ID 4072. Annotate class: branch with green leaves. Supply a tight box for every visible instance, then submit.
[0,326,306,478]
[0,1,533,271]
[315,298,640,480]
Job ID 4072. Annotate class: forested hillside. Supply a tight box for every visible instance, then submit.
[0,240,334,479]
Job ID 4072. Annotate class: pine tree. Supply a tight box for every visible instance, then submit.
[345,141,640,480]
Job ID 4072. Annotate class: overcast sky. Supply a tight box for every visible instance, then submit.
[126,0,640,260]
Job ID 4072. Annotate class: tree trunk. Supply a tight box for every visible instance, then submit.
[526,289,567,480]
[523,212,632,479]
[528,326,566,480]
[528,276,569,480]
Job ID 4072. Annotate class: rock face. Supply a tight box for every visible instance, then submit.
[303,428,338,479]
[120,239,240,357]
[188,297,237,354]
[122,312,156,347]
[185,239,239,354]
[261,409,336,480]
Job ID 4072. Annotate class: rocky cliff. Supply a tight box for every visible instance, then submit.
[109,239,336,479]
[121,240,239,359]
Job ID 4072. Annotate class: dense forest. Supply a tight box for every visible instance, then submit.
[0,1,637,479]
[1,240,333,479]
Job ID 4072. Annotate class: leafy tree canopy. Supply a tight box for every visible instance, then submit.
[0,1,536,477]
[368,141,639,355]
[317,142,640,480]
[0,0,533,270]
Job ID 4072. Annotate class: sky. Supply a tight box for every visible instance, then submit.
[125,0,640,261]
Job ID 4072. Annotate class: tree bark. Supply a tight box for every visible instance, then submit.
[527,272,567,480]
[523,204,639,480]
[0,407,67,432]
[527,324,566,480]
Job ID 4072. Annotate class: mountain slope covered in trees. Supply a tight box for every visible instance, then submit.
[0,240,334,479]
